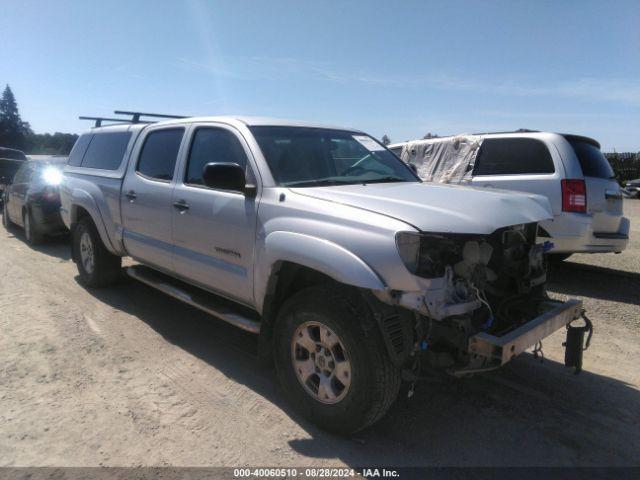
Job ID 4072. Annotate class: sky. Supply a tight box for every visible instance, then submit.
[1,0,639,151]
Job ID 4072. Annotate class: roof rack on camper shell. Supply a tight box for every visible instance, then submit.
[79,110,188,128]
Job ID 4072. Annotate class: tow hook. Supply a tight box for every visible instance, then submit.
[563,311,593,374]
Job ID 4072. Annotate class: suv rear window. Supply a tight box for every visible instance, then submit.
[80,131,131,170]
[474,138,555,176]
[568,139,614,179]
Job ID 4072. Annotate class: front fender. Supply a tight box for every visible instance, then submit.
[255,231,392,366]
[262,231,386,294]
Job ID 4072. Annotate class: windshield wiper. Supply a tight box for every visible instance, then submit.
[361,176,408,184]
[285,178,354,188]
[285,176,410,188]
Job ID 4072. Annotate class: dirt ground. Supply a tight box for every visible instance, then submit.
[1,201,638,467]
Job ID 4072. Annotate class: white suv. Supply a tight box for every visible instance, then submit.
[389,132,630,259]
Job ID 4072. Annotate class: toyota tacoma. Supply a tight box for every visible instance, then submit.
[60,113,591,434]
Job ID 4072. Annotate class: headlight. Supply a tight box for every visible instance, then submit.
[42,166,63,186]
[396,232,469,278]
[395,231,421,274]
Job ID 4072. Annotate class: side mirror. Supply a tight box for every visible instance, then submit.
[202,162,256,197]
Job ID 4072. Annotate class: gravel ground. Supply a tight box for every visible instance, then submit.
[0,201,638,467]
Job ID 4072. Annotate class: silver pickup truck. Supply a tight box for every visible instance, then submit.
[60,115,590,434]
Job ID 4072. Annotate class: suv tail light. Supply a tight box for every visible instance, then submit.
[562,179,587,213]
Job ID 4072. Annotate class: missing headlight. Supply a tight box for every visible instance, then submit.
[396,232,480,278]
[395,232,421,274]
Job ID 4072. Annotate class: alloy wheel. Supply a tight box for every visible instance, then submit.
[291,321,352,404]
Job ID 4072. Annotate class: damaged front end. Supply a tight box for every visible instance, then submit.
[379,222,591,376]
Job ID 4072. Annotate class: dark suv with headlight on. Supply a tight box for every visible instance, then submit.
[2,157,68,244]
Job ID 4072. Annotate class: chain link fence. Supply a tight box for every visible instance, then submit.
[605,152,640,184]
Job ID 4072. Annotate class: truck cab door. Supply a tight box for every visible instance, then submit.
[171,124,259,306]
[121,127,186,272]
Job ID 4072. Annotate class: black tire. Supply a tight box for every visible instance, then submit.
[23,209,43,245]
[72,217,121,287]
[547,253,572,263]
[274,284,401,434]
[2,200,11,229]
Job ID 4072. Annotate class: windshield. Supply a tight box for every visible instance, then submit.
[250,126,419,187]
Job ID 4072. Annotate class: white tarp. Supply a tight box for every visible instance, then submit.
[400,135,483,184]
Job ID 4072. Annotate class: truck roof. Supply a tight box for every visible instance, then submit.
[161,115,364,132]
[85,116,364,134]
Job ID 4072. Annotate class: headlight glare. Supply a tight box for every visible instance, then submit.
[42,166,63,186]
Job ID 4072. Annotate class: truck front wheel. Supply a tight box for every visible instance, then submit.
[73,217,121,287]
[274,285,401,434]
[23,209,43,245]
[2,200,12,229]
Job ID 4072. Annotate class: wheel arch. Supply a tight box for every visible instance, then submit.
[68,194,118,256]
[256,230,386,327]
[258,231,386,308]
[258,260,338,365]
[256,230,396,366]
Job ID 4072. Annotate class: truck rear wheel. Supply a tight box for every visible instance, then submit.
[274,285,401,434]
[73,217,121,287]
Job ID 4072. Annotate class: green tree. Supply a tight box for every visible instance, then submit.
[0,85,31,150]
[26,132,79,155]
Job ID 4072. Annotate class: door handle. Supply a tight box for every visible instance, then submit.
[173,200,190,211]
[125,190,137,200]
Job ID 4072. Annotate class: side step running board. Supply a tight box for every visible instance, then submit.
[126,265,261,334]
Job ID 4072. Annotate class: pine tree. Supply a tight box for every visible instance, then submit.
[381,134,391,145]
[0,85,30,150]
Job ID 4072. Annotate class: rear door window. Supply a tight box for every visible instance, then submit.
[67,134,93,166]
[567,139,614,179]
[136,128,184,181]
[81,131,132,170]
[474,138,555,176]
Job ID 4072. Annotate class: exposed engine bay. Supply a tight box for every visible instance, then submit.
[387,222,577,372]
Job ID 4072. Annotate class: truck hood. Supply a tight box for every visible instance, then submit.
[290,182,553,235]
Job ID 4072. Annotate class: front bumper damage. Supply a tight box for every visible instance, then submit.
[463,299,590,373]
